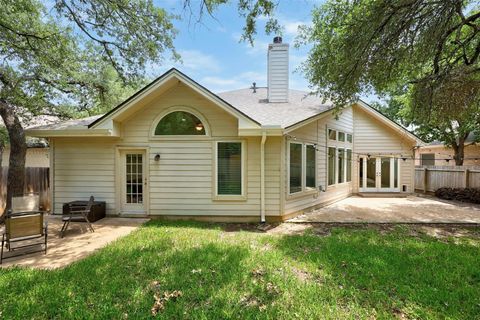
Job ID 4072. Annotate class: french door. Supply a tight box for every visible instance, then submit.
[359,156,400,192]
[120,150,147,214]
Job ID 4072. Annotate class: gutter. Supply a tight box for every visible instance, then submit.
[260,130,267,223]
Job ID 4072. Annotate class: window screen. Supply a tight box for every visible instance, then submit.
[328,129,337,140]
[217,142,242,195]
[338,149,345,183]
[289,143,302,193]
[346,149,352,182]
[328,147,336,185]
[306,145,316,188]
[421,153,435,166]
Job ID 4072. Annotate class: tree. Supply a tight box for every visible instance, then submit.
[0,0,278,217]
[299,1,480,164]
[0,0,178,214]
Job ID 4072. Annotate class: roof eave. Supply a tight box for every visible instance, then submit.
[25,128,116,138]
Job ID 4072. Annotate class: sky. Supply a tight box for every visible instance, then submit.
[150,0,322,94]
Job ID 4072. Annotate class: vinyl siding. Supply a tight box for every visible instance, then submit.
[284,107,354,215]
[50,82,281,219]
[352,105,415,193]
[52,138,116,215]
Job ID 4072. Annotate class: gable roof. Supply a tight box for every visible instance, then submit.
[88,68,261,129]
[25,68,420,143]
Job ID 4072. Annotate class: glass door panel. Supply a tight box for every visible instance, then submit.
[380,157,391,188]
[366,157,376,188]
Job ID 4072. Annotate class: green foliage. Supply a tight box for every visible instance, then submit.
[1,221,479,318]
[0,0,178,120]
[300,0,480,113]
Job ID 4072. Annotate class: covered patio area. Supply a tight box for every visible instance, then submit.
[1,216,148,269]
[290,195,480,224]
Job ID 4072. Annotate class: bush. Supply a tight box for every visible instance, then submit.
[435,187,480,204]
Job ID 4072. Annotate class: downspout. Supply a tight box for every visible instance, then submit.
[260,130,267,223]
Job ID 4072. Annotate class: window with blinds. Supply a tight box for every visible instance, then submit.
[217,142,242,195]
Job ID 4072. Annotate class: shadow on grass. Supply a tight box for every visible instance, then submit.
[274,226,480,319]
[0,222,252,319]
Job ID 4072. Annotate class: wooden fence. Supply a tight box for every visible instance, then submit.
[0,167,50,214]
[415,165,480,192]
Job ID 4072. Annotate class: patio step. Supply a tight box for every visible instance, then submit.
[357,193,408,198]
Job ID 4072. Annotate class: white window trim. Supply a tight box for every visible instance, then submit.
[213,140,247,201]
[288,141,318,196]
[327,146,336,187]
[327,127,353,145]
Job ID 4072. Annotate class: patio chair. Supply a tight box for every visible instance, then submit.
[1,210,48,264]
[60,196,95,238]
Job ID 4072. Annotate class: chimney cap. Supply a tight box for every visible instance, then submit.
[273,36,282,44]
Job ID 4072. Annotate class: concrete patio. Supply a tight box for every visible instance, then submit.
[291,195,480,224]
[1,216,148,269]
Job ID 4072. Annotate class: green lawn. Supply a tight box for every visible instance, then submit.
[1,221,480,319]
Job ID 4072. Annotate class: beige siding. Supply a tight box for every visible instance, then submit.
[52,138,116,215]
[2,147,49,168]
[352,105,415,193]
[284,107,354,215]
[51,82,281,219]
[415,145,480,166]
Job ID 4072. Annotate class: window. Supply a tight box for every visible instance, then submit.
[346,149,352,182]
[288,142,317,194]
[338,149,345,183]
[328,147,336,185]
[306,145,316,189]
[328,129,337,140]
[289,143,303,193]
[155,111,206,135]
[346,134,353,143]
[217,142,242,195]
[338,132,345,142]
[421,153,435,166]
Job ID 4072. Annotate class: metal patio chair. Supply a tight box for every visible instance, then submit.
[1,210,48,264]
[60,196,95,238]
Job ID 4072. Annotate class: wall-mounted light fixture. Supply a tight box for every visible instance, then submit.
[154,154,160,161]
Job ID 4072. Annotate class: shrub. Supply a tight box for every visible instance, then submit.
[435,187,480,204]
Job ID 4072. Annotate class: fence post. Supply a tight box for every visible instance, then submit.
[464,168,470,188]
[423,167,428,193]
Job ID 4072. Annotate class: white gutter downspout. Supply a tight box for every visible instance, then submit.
[260,130,267,223]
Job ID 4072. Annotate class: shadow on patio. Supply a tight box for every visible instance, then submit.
[291,195,480,223]
[1,216,148,269]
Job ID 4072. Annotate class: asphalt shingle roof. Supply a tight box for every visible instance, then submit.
[218,88,333,128]
[27,88,333,131]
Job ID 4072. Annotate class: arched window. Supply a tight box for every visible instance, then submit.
[154,111,206,135]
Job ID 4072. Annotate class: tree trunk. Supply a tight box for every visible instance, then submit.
[451,137,466,166]
[0,101,27,213]
[0,140,4,219]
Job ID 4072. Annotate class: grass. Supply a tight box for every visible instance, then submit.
[1,221,480,319]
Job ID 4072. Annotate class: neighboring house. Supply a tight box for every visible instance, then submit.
[2,138,49,168]
[415,133,480,166]
[26,38,421,222]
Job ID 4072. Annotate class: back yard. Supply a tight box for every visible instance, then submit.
[1,221,479,319]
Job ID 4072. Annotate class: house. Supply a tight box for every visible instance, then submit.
[26,38,422,222]
[415,133,480,166]
[2,138,49,168]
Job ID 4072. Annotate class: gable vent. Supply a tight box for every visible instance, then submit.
[267,36,289,103]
